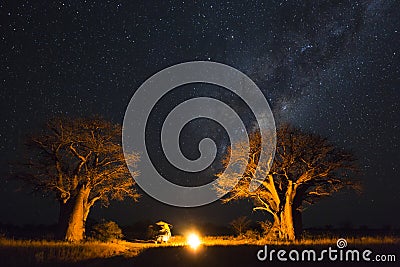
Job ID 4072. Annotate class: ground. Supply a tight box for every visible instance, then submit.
[0,236,399,267]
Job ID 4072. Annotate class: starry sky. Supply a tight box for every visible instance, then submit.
[0,1,399,229]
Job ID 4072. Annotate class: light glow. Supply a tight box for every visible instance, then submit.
[187,233,201,249]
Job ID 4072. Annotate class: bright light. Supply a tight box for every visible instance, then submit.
[187,233,201,249]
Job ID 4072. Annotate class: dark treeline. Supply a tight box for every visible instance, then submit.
[1,222,398,241]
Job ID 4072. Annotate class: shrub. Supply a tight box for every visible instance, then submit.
[146,225,158,240]
[259,220,279,240]
[243,230,259,240]
[90,220,123,242]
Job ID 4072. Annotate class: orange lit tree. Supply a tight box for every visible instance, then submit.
[216,125,360,240]
[13,117,140,242]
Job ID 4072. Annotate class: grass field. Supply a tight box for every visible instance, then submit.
[0,236,399,266]
[0,238,149,266]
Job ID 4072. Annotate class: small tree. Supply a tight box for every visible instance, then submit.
[12,117,140,241]
[90,220,123,242]
[258,220,273,238]
[216,125,360,240]
[230,216,251,236]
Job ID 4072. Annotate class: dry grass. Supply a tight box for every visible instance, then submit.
[0,235,398,266]
[287,236,400,246]
[0,238,149,266]
[150,234,400,248]
[179,235,400,246]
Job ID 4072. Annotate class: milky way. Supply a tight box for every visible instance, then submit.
[0,1,399,228]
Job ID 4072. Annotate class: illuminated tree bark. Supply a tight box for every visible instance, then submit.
[280,181,295,240]
[59,186,88,241]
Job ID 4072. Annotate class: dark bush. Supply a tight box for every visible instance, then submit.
[90,220,123,242]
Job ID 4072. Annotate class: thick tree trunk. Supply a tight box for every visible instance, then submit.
[58,186,90,242]
[293,208,303,238]
[280,200,295,240]
[292,189,305,238]
[275,181,296,241]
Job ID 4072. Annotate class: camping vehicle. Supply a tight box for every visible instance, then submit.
[154,221,172,244]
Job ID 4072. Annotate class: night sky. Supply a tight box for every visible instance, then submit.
[0,1,399,230]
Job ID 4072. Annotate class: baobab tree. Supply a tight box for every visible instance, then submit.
[12,117,140,241]
[216,125,360,240]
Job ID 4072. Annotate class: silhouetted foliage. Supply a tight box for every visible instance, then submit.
[90,220,123,242]
[230,216,251,236]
